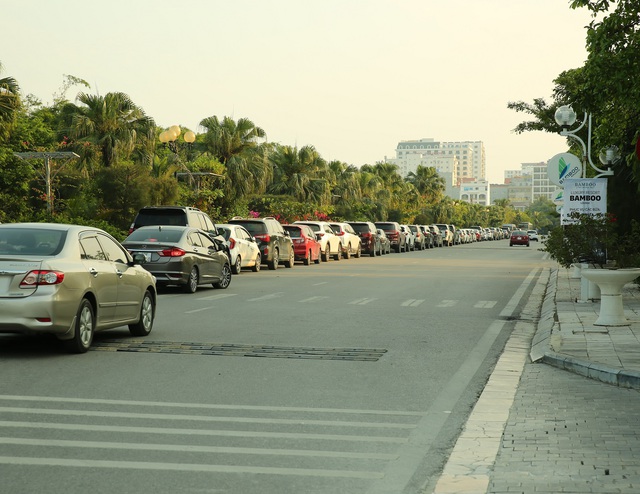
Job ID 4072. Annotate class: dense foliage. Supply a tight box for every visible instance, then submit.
[0,67,547,236]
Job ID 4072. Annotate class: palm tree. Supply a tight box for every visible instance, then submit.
[0,62,20,140]
[60,92,154,168]
[328,160,361,206]
[199,116,271,203]
[268,144,330,204]
[406,165,445,204]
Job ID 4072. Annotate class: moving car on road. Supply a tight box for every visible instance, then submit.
[510,230,530,247]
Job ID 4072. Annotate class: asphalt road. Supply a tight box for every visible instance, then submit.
[0,239,546,494]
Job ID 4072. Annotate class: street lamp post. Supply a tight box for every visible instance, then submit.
[158,125,196,184]
[554,106,615,178]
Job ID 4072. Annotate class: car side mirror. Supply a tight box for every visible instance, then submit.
[132,253,146,265]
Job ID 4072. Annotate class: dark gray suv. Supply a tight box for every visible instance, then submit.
[228,217,294,270]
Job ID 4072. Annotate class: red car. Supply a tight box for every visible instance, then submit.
[283,224,321,265]
[510,230,530,247]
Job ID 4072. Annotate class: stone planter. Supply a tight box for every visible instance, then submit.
[580,268,640,326]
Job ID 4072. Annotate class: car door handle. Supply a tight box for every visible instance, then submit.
[115,269,124,278]
[89,268,98,277]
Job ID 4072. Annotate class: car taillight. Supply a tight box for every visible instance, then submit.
[254,234,270,243]
[361,232,371,238]
[335,231,344,236]
[160,248,186,257]
[388,231,398,240]
[228,238,236,250]
[20,270,64,287]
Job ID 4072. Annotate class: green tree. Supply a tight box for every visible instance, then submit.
[406,165,445,204]
[0,62,21,141]
[268,144,330,204]
[60,92,154,169]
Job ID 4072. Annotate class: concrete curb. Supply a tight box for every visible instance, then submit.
[530,267,640,389]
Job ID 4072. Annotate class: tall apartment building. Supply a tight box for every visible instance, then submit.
[394,138,486,184]
[499,162,562,209]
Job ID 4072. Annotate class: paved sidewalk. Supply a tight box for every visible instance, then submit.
[430,267,640,494]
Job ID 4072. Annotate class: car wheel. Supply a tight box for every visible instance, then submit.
[232,255,242,275]
[510,243,514,247]
[285,248,295,268]
[321,247,329,262]
[268,249,279,270]
[252,253,261,272]
[314,251,321,264]
[129,290,154,336]
[333,245,341,261]
[354,244,361,258]
[64,299,94,354]
[370,245,376,257]
[343,244,351,260]
[214,263,232,289]
[183,266,199,293]
[303,250,311,265]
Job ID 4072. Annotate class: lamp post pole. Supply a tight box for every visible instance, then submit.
[554,106,616,179]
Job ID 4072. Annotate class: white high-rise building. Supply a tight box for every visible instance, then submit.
[395,138,486,183]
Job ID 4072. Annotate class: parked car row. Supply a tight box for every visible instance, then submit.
[0,204,519,354]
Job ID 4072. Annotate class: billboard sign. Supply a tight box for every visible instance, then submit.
[547,153,582,187]
[561,178,607,225]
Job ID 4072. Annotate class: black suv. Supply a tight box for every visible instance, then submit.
[129,206,229,256]
[347,221,381,256]
[228,217,294,270]
[130,205,219,231]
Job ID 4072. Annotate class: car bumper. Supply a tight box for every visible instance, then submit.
[0,292,76,335]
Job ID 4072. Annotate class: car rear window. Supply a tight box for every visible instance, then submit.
[230,221,267,235]
[126,228,184,243]
[349,223,371,233]
[0,228,66,256]
[283,226,302,237]
[135,210,187,227]
[375,223,396,229]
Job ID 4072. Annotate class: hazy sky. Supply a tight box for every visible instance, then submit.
[3,0,593,183]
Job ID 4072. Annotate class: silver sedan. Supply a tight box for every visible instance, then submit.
[0,223,157,353]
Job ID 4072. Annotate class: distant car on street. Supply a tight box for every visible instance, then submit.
[510,230,530,247]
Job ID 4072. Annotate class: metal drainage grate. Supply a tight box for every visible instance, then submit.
[91,339,387,361]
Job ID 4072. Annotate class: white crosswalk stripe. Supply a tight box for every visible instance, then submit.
[401,299,425,307]
[348,298,377,305]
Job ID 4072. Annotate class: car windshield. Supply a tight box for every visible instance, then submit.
[126,228,184,243]
[0,228,66,256]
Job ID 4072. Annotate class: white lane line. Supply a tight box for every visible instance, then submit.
[0,395,425,416]
[247,292,284,302]
[196,293,238,301]
[0,437,398,460]
[401,299,424,307]
[499,267,539,318]
[312,282,328,286]
[348,298,377,305]
[0,456,384,479]
[437,300,458,307]
[474,301,498,308]
[0,407,416,429]
[0,421,408,443]
[298,296,329,303]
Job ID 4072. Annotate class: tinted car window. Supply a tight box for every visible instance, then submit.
[136,210,187,227]
[350,223,372,233]
[231,221,267,235]
[126,229,183,243]
[283,226,302,238]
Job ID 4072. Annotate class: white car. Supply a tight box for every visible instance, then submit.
[329,222,362,259]
[216,224,262,274]
[527,229,540,242]
[293,221,342,261]
[400,225,415,251]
